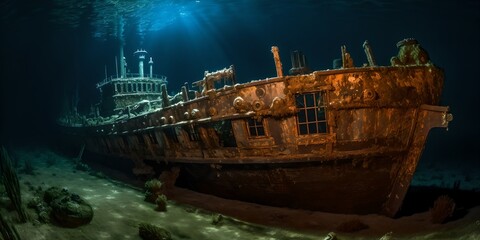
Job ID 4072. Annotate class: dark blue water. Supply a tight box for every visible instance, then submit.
[1,0,479,169]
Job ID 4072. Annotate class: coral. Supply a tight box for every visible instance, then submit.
[390,38,430,66]
[430,195,455,224]
[138,223,172,240]
[145,179,163,192]
[144,179,163,203]
[155,194,167,212]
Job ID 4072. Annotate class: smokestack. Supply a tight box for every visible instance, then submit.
[134,49,148,78]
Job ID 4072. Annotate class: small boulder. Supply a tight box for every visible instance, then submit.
[139,223,172,240]
[48,189,93,228]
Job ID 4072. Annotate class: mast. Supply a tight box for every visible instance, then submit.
[115,56,118,78]
[118,15,126,78]
[149,57,153,78]
[120,43,126,78]
[271,46,284,77]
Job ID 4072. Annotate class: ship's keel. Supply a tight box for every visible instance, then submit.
[175,156,399,215]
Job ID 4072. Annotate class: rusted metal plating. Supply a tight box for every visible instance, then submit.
[61,39,452,216]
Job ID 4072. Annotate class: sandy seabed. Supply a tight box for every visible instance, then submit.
[1,146,479,240]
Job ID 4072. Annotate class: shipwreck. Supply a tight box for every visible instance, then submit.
[60,39,452,217]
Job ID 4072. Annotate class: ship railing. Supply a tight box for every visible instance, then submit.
[192,65,236,96]
[113,99,164,119]
[96,74,167,88]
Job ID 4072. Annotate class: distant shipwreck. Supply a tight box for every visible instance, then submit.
[59,39,452,217]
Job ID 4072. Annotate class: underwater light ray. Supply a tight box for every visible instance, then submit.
[173,1,268,68]
[50,0,197,42]
[162,4,233,70]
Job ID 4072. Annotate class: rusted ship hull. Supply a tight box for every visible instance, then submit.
[180,159,398,215]
[177,104,449,216]
[60,40,452,216]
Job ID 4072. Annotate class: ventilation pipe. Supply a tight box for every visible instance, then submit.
[363,40,376,66]
[149,57,153,78]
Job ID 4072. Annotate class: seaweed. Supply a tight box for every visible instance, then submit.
[0,213,22,240]
[154,195,167,212]
[0,146,28,223]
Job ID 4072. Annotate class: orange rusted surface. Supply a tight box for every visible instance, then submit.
[60,39,452,216]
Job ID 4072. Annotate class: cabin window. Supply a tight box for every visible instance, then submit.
[127,84,132,93]
[164,127,179,143]
[296,92,327,135]
[247,118,265,137]
[211,120,237,147]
